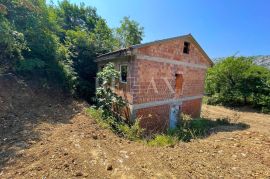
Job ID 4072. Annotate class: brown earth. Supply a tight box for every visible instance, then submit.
[0,74,270,178]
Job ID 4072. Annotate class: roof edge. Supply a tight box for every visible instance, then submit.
[132,34,213,66]
[95,48,133,62]
[132,34,191,49]
[96,34,213,66]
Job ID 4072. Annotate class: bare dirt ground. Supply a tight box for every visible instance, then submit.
[0,74,270,178]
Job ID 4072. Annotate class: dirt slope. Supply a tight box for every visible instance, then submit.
[0,74,270,178]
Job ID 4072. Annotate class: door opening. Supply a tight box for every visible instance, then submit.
[170,105,180,129]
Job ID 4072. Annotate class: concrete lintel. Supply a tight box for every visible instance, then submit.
[130,95,203,110]
[136,54,208,69]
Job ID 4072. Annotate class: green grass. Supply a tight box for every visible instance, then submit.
[86,108,248,147]
[148,134,177,147]
[168,116,233,142]
[85,107,110,129]
[148,114,247,145]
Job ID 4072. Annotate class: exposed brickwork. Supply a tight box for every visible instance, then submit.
[137,38,210,65]
[133,59,207,104]
[96,36,211,132]
[136,104,170,133]
[181,98,202,118]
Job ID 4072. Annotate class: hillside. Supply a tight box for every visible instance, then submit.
[212,55,270,69]
[0,74,269,178]
[253,55,270,69]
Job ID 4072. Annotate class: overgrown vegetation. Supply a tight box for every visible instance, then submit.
[205,56,270,113]
[148,113,249,146]
[86,107,143,141]
[96,63,128,119]
[88,63,144,140]
[0,0,144,101]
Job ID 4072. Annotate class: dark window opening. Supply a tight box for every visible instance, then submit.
[183,42,190,54]
[100,65,105,70]
[120,65,128,83]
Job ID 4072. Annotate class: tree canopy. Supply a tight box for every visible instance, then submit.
[205,56,270,113]
[0,0,144,101]
[115,16,144,48]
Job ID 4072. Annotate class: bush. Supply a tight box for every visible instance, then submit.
[55,61,78,94]
[16,58,46,73]
[96,63,127,118]
[85,63,144,141]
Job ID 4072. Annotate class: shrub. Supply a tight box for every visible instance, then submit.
[55,60,78,94]
[117,120,144,140]
[85,63,145,141]
[16,58,46,73]
[96,63,127,118]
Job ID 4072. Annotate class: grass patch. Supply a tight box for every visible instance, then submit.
[85,107,143,141]
[148,114,249,145]
[148,134,177,147]
[86,107,249,146]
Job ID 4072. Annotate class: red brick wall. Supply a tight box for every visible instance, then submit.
[137,38,211,66]
[182,68,206,96]
[136,104,170,133]
[181,98,202,118]
[132,59,207,104]
[97,37,210,131]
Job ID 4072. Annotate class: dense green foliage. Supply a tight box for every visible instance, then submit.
[90,63,143,140]
[96,63,127,118]
[205,56,270,113]
[115,16,144,48]
[0,0,144,101]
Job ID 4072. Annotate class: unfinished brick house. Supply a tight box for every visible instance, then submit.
[96,34,213,132]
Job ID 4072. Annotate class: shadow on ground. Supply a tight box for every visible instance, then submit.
[169,117,250,142]
[0,74,85,170]
[204,118,250,134]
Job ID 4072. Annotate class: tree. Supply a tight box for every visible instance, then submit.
[93,19,118,53]
[57,0,99,31]
[0,0,145,103]
[0,2,28,69]
[205,56,270,113]
[115,16,144,48]
[55,1,118,101]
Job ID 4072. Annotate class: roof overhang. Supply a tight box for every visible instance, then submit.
[95,48,133,62]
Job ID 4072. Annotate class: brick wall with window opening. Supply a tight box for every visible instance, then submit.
[120,65,128,83]
[183,42,190,54]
